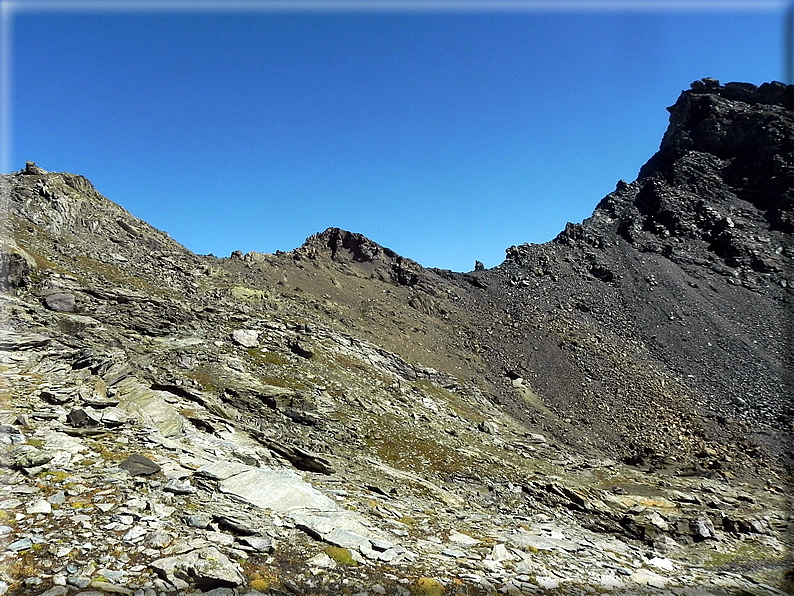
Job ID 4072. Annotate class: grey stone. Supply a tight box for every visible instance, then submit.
[186,514,212,529]
[231,329,259,348]
[67,576,92,588]
[89,581,134,595]
[448,530,480,546]
[25,161,47,174]
[324,527,371,551]
[118,383,184,437]
[478,420,497,434]
[213,514,258,535]
[48,491,66,505]
[205,531,235,546]
[68,408,101,428]
[150,546,246,590]
[145,530,172,548]
[100,407,128,426]
[119,454,161,476]
[3,444,54,468]
[44,292,76,312]
[6,537,33,551]
[195,461,250,481]
[163,479,196,494]
[39,586,69,596]
[489,543,517,562]
[238,536,273,552]
[26,499,52,514]
[0,331,50,350]
[378,548,401,562]
[40,389,74,405]
[306,552,336,569]
[691,518,716,540]
[442,548,467,558]
[218,467,337,513]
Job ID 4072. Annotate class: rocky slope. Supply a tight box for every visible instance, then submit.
[0,80,791,596]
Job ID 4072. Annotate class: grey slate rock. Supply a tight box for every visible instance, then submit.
[231,329,259,348]
[186,514,212,529]
[0,331,51,351]
[44,292,76,312]
[163,479,196,494]
[149,546,246,590]
[238,536,273,552]
[3,444,54,469]
[6,537,33,551]
[218,467,337,513]
[119,454,161,476]
[68,408,100,427]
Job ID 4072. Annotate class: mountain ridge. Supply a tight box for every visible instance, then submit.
[0,79,792,595]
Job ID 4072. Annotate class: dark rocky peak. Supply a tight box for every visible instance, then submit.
[301,227,400,263]
[294,227,426,287]
[2,163,203,299]
[638,80,793,213]
[536,81,794,278]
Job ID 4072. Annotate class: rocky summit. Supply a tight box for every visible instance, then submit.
[0,79,792,596]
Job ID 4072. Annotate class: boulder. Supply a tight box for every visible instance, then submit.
[231,329,259,348]
[24,161,47,174]
[119,454,161,476]
[44,292,76,312]
[219,467,337,513]
[149,546,245,590]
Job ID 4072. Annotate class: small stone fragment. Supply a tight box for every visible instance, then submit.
[26,499,52,515]
[231,329,259,348]
[163,478,196,494]
[186,514,212,529]
[44,292,75,312]
[119,454,161,476]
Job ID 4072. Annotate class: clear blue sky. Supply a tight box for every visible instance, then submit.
[7,1,787,271]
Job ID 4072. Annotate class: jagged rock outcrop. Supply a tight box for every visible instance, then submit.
[0,80,792,596]
[497,79,792,474]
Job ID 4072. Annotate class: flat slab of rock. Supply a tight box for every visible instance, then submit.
[117,381,184,437]
[150,546,245,590]
[219,467,337,513]
[0,331,51,351]
[196,461,251,481]
[506,530,583,553]
[231,329,259,348]
[120,454,161,476]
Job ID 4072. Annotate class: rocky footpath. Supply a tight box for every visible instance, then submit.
[0,80,792,595]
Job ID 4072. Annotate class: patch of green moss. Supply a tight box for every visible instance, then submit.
[364,413,468,475]
[260,375,308,391]
[324,546,358,566]
[247,348,289,366]
[36,470,70,482]
[410,577,444,596]
[412,380,483,423]
[249,578,271,591]
[187,369,222,394]
[702,541,776,570]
